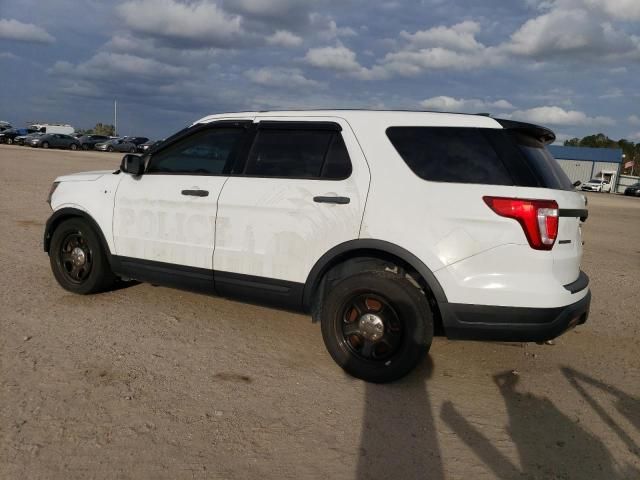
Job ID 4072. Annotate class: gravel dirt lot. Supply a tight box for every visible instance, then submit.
[1,144,639,479]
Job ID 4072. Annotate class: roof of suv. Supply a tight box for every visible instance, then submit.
[194,110,503,129]
[193,110,555,143]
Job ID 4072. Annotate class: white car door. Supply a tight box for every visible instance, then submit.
[112,121,251,285]
[213,117,370,306]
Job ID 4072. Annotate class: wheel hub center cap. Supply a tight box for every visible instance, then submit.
[358,313,384,341]
[71,247,86,266]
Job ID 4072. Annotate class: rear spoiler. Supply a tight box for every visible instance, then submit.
[495,119,556,145]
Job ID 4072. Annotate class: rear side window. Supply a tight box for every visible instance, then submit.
[510,133,574,190]
[146,128,244,175]
[244,128,352,179]
[387,127,513,185]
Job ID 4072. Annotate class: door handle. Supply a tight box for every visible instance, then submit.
[181,189,209,197]
[313,196,350,204]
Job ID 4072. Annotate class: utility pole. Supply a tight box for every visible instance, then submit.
[114,99,117,137]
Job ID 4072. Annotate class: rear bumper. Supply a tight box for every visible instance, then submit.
[441,289,591,342]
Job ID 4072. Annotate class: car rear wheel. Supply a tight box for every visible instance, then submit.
[81,143,89,150]
[42,141,49,149]
[6,138,13,145]
[107,146,114,152]
[320,270,433,383]
[129,147,136,153]
[49,218,117,294]
[70,143,78,151]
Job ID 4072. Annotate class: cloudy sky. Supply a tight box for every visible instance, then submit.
[0,0,639,141]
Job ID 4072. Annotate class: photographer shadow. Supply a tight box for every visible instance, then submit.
[356,356,444,480]
[441,370,639,479]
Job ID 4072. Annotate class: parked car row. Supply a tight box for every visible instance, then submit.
[2,129,160,153]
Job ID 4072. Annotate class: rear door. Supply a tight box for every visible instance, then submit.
[213,117,370,304]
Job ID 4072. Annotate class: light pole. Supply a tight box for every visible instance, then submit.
[114,99,117,137]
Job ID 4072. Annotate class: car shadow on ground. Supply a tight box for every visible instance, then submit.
[356,355,445,480]
[441,368,640,479]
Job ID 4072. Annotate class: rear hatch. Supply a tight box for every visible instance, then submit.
[496,120,587,286]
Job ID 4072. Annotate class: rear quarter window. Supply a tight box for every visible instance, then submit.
[386,127,512,185]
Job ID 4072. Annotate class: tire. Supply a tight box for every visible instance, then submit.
[129,147,136,153]
[81,144,89,150]
[6,138,13,145]
[107,146,114,152]
[42,142,49,149]
[49,218,117,294]
[320,270,433,383]
[70,143,78,151]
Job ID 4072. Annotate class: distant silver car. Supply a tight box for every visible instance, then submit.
[95,137,149,153]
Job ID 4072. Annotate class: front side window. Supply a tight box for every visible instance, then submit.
[244,128,352,179]
[146,128,245,175]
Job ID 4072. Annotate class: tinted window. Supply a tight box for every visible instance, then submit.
[146,128,244,175]
[245,129,351,179]
[511,132,574,190]
[322,134,352,179]
[386,127,513,185]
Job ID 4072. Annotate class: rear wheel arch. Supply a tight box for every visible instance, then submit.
[303,240,447,331]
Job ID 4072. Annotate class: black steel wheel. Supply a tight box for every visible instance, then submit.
[321,270,433,383]
[49,218,117,294]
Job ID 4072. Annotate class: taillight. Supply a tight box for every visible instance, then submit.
[483,196,559,250]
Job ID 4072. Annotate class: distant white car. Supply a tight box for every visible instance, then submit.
[581,178,611,193]
[43,110,591,383]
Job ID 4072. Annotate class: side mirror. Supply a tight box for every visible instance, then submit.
[120,154,145,176]
[573,180,581,187]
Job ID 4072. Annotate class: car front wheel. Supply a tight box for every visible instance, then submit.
[320,270,433,383]
[41,142,49,148]
[70,143,78,150]
[49,218,117,294]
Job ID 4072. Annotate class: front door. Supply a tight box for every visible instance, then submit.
[112,122,250,285]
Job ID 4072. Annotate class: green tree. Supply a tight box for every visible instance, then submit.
[93,123,115,136]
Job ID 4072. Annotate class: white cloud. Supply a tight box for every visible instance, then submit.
[0,18,55,44]
[400,21,483,52]
[628,114,640,126]
[245,67,321,88]
[266,30,303,47]
[0,51,18,60]
[50,52,189,81]
[304,44,364,73]
[420,96,515,112]
[117,0,244,48]
[580,0,640,21]
[507,106,615,126]
[310,14,358,40]
[505,6,640,60]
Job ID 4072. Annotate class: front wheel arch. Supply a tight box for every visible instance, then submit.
[44,208,111,262]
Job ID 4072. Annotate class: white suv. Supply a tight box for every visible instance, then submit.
[44,110,590,383]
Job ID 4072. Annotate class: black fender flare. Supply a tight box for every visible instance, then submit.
[44,207,111,258]
[302,239,448,310]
